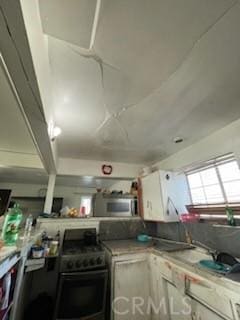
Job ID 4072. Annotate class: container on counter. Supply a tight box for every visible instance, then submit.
[49,241,58,256]
[32,246,44,259]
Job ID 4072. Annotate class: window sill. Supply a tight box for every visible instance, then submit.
[212,224,240,228]
[187,204,240,216]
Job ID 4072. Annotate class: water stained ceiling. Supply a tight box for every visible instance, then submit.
[39,0,240,164]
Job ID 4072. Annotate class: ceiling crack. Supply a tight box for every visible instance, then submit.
[89,0,102,50]
[60,0,238,147]
[68,43,131,143]
[108,0,240,120]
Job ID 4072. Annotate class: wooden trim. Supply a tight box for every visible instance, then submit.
[187,204,240,215]
[137,178,144,218]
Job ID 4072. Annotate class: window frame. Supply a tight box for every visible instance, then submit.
[80,194,93,216]
[186,154,240,217]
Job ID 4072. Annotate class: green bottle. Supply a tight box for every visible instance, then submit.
[225,206,236,226]
[1,204,23,245]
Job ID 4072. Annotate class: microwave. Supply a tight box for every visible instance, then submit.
[93,193,137,217]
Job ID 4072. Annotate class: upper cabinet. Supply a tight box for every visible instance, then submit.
[141,170,190,222]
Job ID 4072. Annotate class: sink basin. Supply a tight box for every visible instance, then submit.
[167,248,236,275]
[167,248,211,265]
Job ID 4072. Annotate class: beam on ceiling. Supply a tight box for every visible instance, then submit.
[0,0,56,173]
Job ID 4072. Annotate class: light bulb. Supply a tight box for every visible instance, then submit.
[51,126,62,141]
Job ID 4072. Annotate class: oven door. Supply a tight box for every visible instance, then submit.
[55,269,108,320]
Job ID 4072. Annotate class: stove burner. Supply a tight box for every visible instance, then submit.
[60,229,105,273]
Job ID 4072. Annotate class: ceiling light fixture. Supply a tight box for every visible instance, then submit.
[51,126,62,141]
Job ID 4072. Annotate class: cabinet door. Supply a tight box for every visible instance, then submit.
[113,258,151,320]
[159,171,190,222]
[149,255,160,320]
[149,255,171,320]
[191,300,225,320]
[141,171,163,221]
[166,281,192,320]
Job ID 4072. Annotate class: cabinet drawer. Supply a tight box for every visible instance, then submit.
[185,275,234,320]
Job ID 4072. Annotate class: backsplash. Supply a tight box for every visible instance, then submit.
[156,222,240,258]
[99,220,157,241]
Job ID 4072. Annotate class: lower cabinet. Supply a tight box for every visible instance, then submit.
[191,300,226,320]
[112,255,151,320]
[149,254,233,320]
[165,281,192,320]
[110,252,237,320]
[165,281,224,320]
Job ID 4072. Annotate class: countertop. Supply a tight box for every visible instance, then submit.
[102,238,193,256]
[0,228,42,278]
[102,239,154,255]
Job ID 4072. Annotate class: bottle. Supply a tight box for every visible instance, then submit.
[226,206,236,226]
[1,204,23,245]
[24,214,33,238]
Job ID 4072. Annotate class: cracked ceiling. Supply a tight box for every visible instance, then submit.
[39,0,240,164]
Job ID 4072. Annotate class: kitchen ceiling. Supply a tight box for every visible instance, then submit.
[39,0,240,164]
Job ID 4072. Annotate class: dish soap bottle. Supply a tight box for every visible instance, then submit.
[1,204,23,245]
[226,206,236,226]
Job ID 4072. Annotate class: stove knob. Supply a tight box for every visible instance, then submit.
[67,261,74,269]
[90,258,95,266]
[76,260,82,268]
[97,257,102,265]
[83,259,89,267]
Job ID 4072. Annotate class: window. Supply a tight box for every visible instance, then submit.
[80,195,92,215]
[187,154,240,205]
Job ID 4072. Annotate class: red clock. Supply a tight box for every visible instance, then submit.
[102,164,113,175]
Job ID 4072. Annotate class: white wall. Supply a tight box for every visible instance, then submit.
[109,180,133,193]
[58,158,143,179]
[154,118,240,171]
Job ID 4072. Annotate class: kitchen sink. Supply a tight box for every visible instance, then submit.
[167,248,240,276]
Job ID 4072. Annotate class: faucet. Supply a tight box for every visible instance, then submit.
[192,240,218,262]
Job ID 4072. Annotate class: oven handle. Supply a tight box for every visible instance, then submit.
[60,269,108,280]
[131,199,136,215]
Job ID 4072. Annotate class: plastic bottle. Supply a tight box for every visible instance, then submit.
[24,214,33,238]
[1,204,23,245]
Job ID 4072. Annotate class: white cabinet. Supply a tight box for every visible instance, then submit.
[191,300,225,320]
[112,255,151,320]
[166,281,192,320]
[166,281,225,320]
[142,171,163,221]
[141,170,190,221]
[149,253,235,320]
